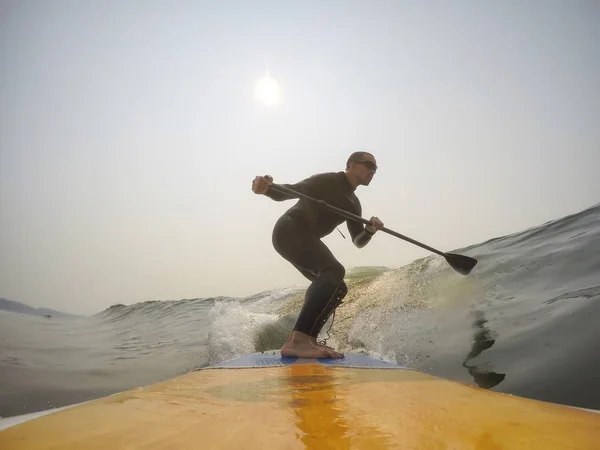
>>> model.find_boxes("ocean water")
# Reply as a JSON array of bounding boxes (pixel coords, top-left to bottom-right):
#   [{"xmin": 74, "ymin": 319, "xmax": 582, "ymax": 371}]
[{"xmin": 1, "ymin": 203, "xmax": 599, "ymax": 418}]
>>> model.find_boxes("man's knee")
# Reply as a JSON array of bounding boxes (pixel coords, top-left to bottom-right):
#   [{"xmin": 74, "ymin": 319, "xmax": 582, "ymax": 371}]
[
  {"xmin": 321, "ymin": 263, "xmax": 345, "ymax": 285},
  {"xmin": 336, "ymin": 281, "xmax": 348, "ymax": 302}
]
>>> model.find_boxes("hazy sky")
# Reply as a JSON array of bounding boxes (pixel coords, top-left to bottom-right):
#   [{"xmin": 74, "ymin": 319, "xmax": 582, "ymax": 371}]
[{"xmin": 1, "ymin": 1, "xmax": 599, "ymax": 315}]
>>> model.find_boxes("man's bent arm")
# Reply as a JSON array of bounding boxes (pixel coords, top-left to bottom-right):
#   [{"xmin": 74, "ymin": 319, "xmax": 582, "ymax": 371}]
[
  {"xmin": 347, "ymin": 203, "xmax": 374, "ymax": 248},
  {"xmin": 351, "ymin": 226, "xmax": 374, "ymax": 248},
  {"xmin": 264, "ymin": 173, "xmax": 329, "ymax": 202}
]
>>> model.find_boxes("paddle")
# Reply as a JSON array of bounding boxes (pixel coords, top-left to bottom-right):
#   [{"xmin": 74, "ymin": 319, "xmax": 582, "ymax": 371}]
[{"xmin": 268, "ymin": 183, "xmax": 478, "ymax": 275}]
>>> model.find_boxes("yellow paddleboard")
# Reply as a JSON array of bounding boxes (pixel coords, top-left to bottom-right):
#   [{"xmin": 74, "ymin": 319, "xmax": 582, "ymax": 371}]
[{"xmin": 1, "ymin": 352, "xmax": 598, "ymax": 449}]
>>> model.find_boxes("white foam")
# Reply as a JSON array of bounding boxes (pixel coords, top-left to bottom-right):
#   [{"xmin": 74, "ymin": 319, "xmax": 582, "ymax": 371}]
[{"xmin": 207, "ymin": 300, "xmax": 279, "ymax": 365}]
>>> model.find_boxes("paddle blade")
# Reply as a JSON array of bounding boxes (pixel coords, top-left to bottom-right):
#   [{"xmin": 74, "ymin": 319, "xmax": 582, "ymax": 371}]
[{"xmin": 444, "ymin": 253, "xmax": 478, "ymax": 275}]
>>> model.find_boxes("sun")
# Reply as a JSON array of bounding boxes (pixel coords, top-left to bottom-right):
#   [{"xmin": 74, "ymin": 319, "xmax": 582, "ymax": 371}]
[{"xmin": 254, "ymin": 72, "xmax": 280, "ymax": 106}]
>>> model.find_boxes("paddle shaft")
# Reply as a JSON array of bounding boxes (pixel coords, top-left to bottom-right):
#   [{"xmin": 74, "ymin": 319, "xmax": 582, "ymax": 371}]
[{"xmin": 269, "ymin": 183, "xmax": 447, "ymax": 257}]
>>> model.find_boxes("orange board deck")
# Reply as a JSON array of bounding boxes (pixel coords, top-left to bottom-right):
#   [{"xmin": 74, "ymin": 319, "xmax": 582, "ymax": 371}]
[{"xmin": 1, "ymin": 353, "xmax": 599, "ymax": 449}]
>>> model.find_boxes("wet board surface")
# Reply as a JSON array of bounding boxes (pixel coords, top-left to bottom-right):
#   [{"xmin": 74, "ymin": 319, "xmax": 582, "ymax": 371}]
[{"xmin": 1, "ymin": 352, "xmax": 599, "ymax": 449}]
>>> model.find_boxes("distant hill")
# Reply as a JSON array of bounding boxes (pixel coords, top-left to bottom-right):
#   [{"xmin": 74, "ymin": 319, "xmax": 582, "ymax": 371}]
[{"xmin": 0, "ymin": 298, "xmax": 77, "ymax": 318}]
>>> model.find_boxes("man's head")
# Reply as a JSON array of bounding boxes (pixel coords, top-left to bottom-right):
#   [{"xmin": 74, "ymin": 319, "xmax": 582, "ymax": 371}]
[{"xmin": 345, "ymin": 151, "xmax": 377, "ymax": 187}]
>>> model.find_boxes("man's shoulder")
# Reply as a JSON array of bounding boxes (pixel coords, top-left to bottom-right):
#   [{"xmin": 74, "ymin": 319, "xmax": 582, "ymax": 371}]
[
  {"xmin": 307, "ymin": 171, "xmax": 340, "ymax": 179},
  {"xmin": 298, "ymin": 171, "xmax": 340, "ymax": 185}
]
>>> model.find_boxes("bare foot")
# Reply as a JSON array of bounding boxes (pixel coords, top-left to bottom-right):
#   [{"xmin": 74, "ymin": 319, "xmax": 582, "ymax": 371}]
[
  {"xmin": 281, "ymin": 341, "xmax": 343, "ymax": 359},
  {"xmin": 311, "ymin": 337, "xmax": 335, "ymax": 351},
  {"xmin": 281, "ymin": 332, "xmax": 344, "ymax": 359}
]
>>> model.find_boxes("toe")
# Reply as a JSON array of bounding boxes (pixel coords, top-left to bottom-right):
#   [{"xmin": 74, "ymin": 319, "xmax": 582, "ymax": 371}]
[{"xmin": 327, "ymin": 349, "xmax": 343, "ymax": 359}]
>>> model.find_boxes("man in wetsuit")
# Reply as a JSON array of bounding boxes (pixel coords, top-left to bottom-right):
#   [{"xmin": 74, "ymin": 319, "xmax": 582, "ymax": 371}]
[{"xmin": 251, "ymin": 151, "xmax": 383, "ymax": 359}]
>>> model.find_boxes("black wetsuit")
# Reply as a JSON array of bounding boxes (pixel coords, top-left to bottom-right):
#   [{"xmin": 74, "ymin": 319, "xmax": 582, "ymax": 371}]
[{"xmin": 265, "ymin": 171, "xmax": 374, "ymax": 339}]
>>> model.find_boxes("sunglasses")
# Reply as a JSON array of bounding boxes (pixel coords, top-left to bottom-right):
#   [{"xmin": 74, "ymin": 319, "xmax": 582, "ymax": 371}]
[{"xmin": 354, "ymin": 160, "xmax": 378, "ymax": 171}]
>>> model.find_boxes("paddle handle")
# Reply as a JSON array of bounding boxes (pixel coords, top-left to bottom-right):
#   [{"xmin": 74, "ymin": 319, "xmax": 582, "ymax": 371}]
[{"xmin": 268, "ymin": 183, "xmax": 447, "ymax": 257}]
